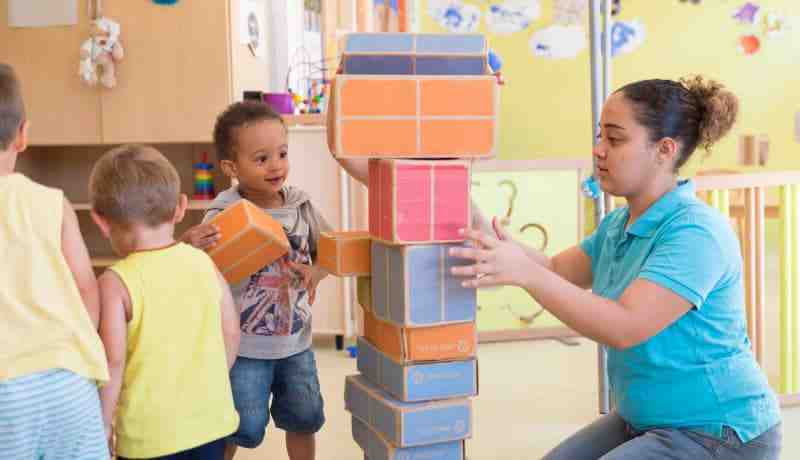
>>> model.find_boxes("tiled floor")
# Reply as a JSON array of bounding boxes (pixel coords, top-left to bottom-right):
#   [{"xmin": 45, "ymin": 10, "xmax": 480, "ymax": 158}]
[{"xmin": 234, "ymin": 336, "xmax": 799, "ymax": 459}]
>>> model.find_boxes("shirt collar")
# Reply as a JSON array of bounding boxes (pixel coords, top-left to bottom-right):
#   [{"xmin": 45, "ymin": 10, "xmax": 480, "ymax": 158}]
[{"xmin": 625, "ymin": 179, "xmax": 695, "ymax": 238}]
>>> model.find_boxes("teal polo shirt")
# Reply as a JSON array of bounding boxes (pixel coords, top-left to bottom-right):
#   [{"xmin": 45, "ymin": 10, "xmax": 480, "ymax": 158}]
[{"xmin": 580, "ymin": 179, "xmax": 780, "ymax": 442}]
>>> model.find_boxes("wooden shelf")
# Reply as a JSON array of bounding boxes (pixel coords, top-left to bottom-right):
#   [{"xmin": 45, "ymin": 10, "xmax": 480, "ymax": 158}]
[
  {"xmin": 283, "ymin": 114, "xmax": 326, "ymax": 126},
  {"xmin": 72, "ymin": 201, "xmax": 212, "ymax": 212}
]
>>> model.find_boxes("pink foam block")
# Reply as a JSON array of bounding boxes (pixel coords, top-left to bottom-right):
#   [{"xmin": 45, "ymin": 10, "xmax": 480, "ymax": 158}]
[{"xmin": 368, "ymin": 159, "xmax": 470, "ymax": 244}]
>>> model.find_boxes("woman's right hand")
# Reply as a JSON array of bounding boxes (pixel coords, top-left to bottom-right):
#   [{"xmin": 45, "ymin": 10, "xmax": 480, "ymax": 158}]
[{"xmin": 180, "ymin": 223, "xmax": 220, "ymax": 250}]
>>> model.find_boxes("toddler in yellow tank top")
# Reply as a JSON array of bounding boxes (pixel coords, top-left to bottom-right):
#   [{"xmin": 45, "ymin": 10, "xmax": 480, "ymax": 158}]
[
  {"xmin": 0, "ymin": 63, "xmax": 110, "ymax": 460},
  {"xmin": 90, "ymin": 144, "xmax": 241, "ymax": 459}
]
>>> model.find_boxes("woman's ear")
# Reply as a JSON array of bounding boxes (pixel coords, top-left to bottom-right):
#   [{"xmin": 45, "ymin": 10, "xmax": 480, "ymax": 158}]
[{"xmin": 657, "ymin": 137, "xmax": 679, "ymax": 165}]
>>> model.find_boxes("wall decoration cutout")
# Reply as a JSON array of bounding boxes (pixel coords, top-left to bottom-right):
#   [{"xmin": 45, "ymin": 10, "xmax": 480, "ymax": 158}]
[
  {"xmin": 428, "ymin": 0, "xmax": 481, "ymax": 32},
  {"xmin": 611, "ymin": 20, "xmax": 646, "ymax": 57},
  {"xmin": 485, "ymin": 0, "xmax": 541, "ymax": 35},
  {"xmin": 529, "ymin": 24, "xmax": 586, "ymax": 59},
  {"xmin": 763, "ymin": 11, "xmax": 790, "ymax": 38},
  {"xmin": 738, "ymin": 34, "xmax": 761, "ymax": 55},
  {"xmin": 552, "ymin": 0, "xmax": 587, "ymax": 26},
  {"xmin": 732, "ymin": 2, "xmax": 761, "ymax": 25}
]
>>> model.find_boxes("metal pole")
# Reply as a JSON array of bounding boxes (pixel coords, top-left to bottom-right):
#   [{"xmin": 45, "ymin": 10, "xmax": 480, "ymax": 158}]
[{"xmin": 589, "ymin": 0, "xmax": 612, "ymax": 415}]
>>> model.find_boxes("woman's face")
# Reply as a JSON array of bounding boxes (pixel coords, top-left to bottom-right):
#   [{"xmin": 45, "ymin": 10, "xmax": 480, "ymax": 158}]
[{"xmin": 592, "ymin": 92, "xmax": 665, "ymax": 197}]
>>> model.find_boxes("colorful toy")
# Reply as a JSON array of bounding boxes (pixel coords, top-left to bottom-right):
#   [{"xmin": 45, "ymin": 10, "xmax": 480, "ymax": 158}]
[
  {"xmin": 344, "ymin": 374, "xmax": 473, "ymax": 447},
  {"xmin": 205, "ymin": 200, "xmax": 290, "ymax": 284},
  {"xmin": 362, "ymin": 308, "xmax": 477, "ymax": 363},
  {"xmin": 369, "ymin": 160, "xmax": 471, "ymax": 244},
  {"xmin": 192, "ymin": 152, "xmax": 215, "ymax": 200},
  {"xmin": 341, "ymin": 33, "xmax": 489, "ymax": 75},
  {"xmin": 356, "ymin": 337, "xmax": 478, "ymax": 402},
  {"xmin": 371, "ymin": 241, "xmax": 477, "ymax": 327},
  {"xmin": 318, "ymin": 231, "xmax": 371, "ymax": 276},
  {"xmin": 330, "ymin": 75, "xmax": 497, "ymax": 158},
  {"xmin": 352, "ymin": 416, "xmax": 464, "ymax": 460}
]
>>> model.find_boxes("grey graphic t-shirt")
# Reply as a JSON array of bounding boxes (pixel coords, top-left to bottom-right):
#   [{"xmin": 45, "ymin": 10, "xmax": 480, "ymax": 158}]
[{"xmin": 205, "ymin": 185, "xmax": 330, "ymax": 360}]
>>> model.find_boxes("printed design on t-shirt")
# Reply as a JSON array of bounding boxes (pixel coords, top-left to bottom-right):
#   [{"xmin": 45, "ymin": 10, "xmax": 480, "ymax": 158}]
[{"xmin": 239, "ymin": 231, "xmax": 313, "ymax": 336}]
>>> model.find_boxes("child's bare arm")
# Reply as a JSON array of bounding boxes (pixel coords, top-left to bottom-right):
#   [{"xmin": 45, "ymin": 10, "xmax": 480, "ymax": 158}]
[
  {"xmin": 335, "ymin": 158, "xmax": 368, "ymax": 186},
  {"xmin": 97, "ymin": 270, "xmax": 129, "ymax": 438},
  {"xmin": 216, "ymin": 269, "xmax": 240, "ymax": 369},
  {"xmin": 61, "ymin": 198, "xmax": 101, "ymax": 328}
]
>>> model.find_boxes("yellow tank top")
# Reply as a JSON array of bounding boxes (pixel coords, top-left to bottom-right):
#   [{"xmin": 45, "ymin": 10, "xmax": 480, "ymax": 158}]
[
  {"xmin": 110, "ymin": 243, "xmax": 239, "ymax": 458},
  {"xmin": 0, "ymin": 174, "xmax": 108, "ymax": 383}
]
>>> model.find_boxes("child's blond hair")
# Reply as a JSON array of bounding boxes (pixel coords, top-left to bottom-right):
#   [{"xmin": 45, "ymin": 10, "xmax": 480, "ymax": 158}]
[
  {"xmin": 89, "ymin": 144, "xmax": 180, "ymax": 227},
  {"xmin": 0, "ymin": 63, "xmax": 25, "ymax": 151}
]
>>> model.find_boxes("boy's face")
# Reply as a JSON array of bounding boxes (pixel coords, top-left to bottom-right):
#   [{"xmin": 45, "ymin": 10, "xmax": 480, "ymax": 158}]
[{"xmin": 223, "ymin": 119, "xmax": 289, "ymax": 198}]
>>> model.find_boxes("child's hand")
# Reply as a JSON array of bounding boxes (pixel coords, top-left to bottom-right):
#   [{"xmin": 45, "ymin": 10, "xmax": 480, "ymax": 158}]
[
  {"xmin": 180, "ymin": 223, "xmax": 220, "ymax": 250},
  {"xmin": 287, "ymin": 261, "xmax": 328, "ymax": 305}
]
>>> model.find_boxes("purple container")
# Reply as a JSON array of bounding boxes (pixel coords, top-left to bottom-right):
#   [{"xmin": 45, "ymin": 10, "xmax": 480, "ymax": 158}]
[{"xmin": 262, "ymin": 92, "xmax": 294, "ymax": 114}]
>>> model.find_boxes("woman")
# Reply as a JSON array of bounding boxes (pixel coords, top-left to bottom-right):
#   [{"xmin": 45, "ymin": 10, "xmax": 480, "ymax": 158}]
[{"xmin": 450, "ymin": 76, "xmax": 782, "ymax": 459}]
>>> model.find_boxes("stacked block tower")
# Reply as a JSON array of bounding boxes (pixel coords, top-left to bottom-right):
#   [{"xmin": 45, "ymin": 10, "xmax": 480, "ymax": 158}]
[{"xmin": 321, "ymin": 32, "xmax": 499, "ymax": 460}]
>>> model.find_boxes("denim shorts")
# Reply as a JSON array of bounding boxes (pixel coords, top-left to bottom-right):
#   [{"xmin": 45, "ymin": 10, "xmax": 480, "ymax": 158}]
[{"xmin": 228, "ymin": 349, "xmax": 325, "ymax": 448}]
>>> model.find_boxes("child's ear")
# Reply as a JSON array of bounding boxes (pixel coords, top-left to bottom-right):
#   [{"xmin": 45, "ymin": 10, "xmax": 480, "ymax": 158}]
[
  {"xmin": 219, "ymin": 159, "xmax": 237, "ymax": 179},
  {"xmin": 13, "ymin": 120, "xmax": 29, "ymax": 154},
  {"xmin": 173, "ymin": 194, "xmax": 188, "ymax": 224},
  {"xmin": 90, "ymin": 210, "xmax": 112, "ymax": 239}
]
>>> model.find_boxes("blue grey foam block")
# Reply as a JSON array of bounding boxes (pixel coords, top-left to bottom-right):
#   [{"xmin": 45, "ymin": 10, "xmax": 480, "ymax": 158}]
[
  {"xmin": 344, "ymin": 33, "xmax": 486, "ymax": 55},
  {"xmin": 352, "ymin": 416, "xmax": 465, "ymax": 460},
  {"xmin": 343, "ymin": 55, "xmax": 415, "ymax": 74},
  {"xmin": 357, "ymin": 337, "xmax": 478, "ymax": 402},
  {"xmin": 371, "ymin": 242, "xmax": 477, "ymax": 327},
  {"xmin": 344, "ymin": 374, "xmax": 473, "ymax": 447},
  {"xmin": 342, "ymin": 33, "xmax": 489, "ymax": 75}
]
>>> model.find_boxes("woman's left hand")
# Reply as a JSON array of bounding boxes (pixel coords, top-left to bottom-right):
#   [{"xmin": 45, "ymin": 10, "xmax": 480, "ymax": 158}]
[{"xmin": 449, "ymin": 228, "xmax": 535, "ymax": 289}]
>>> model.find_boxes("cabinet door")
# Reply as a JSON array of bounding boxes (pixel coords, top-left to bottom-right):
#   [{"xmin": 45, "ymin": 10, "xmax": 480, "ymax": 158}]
[
  {"xmin": 100, "ymin": 0, "xmax": 233, "ymax": 143},
  {"xmin": 0, "ymin": 0, "xmax": 102, "ymax": 145}
]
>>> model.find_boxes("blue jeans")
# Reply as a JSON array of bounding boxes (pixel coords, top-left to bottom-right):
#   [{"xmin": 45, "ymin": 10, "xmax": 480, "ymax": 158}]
[
  {"xmin": 543, "ymin": 412, "xmax": 781, "ymax": 460},
  {"xmin": 228, "ymin": 349, "xmax": 325, "ymax": 448}
]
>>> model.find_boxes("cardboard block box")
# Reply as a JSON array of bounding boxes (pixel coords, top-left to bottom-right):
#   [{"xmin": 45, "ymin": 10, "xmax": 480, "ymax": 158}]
[
  {"xmin": 371, "ymin": 241, "xmax": 477, "ymax": 326},
  {"xmin": 206, "ymin": 199, "xmax": 289, "ymax": 284},
  {"xmin": 342, "ymin": 32, "xmax": 488, "ymax": 76},
  {"xmin": 357, "ymin": 337, "xmax": 478, "ymax": 402},
  {"xmin": 369, "ymin": 160, "xmax": 470, "ymax": 244},
  {"xmin": 352, "ymin": 416, "xmax": 465, "ymax": 460},
  {"xmin": 318, "ymin": 231, "xmax": 371, "ymax": 276},
  {"xmin": 363, "ymin": 309, "xmax": 477, "ymax": 363},
  {"xmin": 344, "ymin": 374, "xmax": 472, "ymax": 448},
  {"xmin": 329, "ymin": 75, "xmax": 497, "ymax": 158}
]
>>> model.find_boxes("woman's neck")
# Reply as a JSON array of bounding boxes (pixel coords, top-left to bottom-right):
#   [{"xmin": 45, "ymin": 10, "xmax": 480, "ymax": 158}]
[{"xmin": 626, "ymin": 174, "xmax": 678, "ymax": 225}]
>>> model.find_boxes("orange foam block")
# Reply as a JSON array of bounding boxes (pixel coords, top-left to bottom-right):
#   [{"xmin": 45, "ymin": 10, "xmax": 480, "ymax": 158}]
[
  {"xmin": 328, "ymin": 75, "xmax": 498, "ymax": 159},
  {"xmin": 363, "ymin": 308, "xmax": 477, "ymax": 364},
  {"xmin": 318, "ymin": 231, "xmax": 371, "ymax": 276},
  {"xmin": 206, "ymin": 199, "xmax": 290, "ymax": 284}
]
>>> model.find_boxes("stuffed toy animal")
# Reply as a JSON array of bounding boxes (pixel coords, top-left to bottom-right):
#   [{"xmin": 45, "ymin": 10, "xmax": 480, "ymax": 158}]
[{"xmin": 79, "ymin": 17, "xmax": 124, "ymax": 89}]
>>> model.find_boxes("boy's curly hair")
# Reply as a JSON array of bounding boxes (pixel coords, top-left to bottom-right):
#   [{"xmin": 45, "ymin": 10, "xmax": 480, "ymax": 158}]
[{"xmin": 213, "ymin": 101, "xmax": 286, "ymax": 162}]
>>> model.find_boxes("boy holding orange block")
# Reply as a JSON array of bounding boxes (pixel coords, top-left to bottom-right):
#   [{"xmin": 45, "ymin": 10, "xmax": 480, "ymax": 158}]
[{"xmin": 182, "ymin": 101, "xmax": 331, "ymax": 460}]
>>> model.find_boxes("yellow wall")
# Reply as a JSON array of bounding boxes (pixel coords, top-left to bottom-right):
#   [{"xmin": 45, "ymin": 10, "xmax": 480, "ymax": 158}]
[{"xmin": 420, "ymin": 1, "xmax": 800, "ymax": 174}]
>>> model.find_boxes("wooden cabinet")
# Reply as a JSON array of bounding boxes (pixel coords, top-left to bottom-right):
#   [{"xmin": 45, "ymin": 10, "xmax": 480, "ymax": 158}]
[
  {"xmin": 0, "ymin": 0, "xmax": 102, "ymax": 145},
  {"xmin": 0, "ymin": 0, "xmax": 267, "ymax": 145}
]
